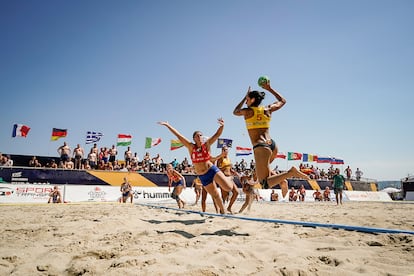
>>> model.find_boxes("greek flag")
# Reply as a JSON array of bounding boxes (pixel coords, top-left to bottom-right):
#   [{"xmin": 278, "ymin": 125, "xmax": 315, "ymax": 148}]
[{"xmin": 86, "ymin": 131, "xmax": 103, "ymax": 144}]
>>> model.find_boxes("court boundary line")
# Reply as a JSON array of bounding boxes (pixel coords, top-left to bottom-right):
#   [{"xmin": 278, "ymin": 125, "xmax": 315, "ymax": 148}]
[{"xmin": 138, "ymin": 203, "xmax": 414, "ymax": 235}]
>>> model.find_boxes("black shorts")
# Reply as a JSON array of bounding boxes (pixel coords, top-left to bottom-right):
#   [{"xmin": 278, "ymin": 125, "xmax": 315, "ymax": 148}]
[{"xmin": 253, "ymin": 139, "xmax": 276, "ymax": 151}]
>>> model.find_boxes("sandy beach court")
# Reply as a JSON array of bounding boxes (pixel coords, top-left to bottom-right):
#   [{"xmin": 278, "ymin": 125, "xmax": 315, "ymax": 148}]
[{"xmin": 0, "ymin": 201, "xmax": 413, "ymax": 275}]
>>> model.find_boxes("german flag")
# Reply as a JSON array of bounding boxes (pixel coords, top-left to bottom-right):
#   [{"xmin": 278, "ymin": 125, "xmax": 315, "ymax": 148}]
[{"xmin": 51, "ymin": 128, "xmax": 67, "ymax": 141}]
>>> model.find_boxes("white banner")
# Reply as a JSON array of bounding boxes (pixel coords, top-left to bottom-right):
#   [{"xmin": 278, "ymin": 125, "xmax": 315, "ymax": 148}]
[{"xmin": 0, "ymin": 184, "xmax": 393, "ymax": 204}]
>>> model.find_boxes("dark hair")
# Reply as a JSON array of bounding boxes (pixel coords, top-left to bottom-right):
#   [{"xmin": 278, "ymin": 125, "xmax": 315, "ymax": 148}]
[
  {"xmin": 248, "ymin": 90, "xmax": 265, "ymax": 107},
  {"xmin": 193, "ymin": 131, "xmax": 202, "ymax": 138}
]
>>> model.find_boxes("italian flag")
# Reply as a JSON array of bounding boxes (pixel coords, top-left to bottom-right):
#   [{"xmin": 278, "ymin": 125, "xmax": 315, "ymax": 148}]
[
  {"xmin": 145, "ymin": 137, "xmax": 162, "ymax": 149},
  {"xmin": 117, "ymin": 134, "xmax": 132, "ymax": 146}
]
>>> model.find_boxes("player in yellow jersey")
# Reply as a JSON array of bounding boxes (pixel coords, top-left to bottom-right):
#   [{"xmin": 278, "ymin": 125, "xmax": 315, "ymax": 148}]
[{"xmin": 233, "ymin": 79, "xmax": 309, "ymax": 198}]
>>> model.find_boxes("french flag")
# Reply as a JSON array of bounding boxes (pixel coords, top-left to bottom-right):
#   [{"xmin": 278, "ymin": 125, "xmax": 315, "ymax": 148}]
[
  {"xmin": 236, "ymin": 146, "xmax": 252, "ymax": 156},
  {"xmin": 12, "ymin": 124, "xmax": 31, "ymax": 138}
]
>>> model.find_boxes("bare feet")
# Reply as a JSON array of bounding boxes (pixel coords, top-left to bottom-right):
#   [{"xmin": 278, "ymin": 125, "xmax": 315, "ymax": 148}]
[{"xmin": 289, "ymin": 166, "xmax": 311, "ymax": 180}]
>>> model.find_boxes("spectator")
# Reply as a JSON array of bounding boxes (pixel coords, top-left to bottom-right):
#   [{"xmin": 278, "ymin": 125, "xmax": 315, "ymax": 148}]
[
  {"xmin": 87, "ymin": 148, "xmax": 97, "ymax": 169},
  {"xmin": 270, "ymin": 190, "xmax": 279, "ymax": 201},
  {"xmin": 65, "ymin": 158, "xmax": 74, "ymax": 169},
  {"xmin": 289, "ymin": 187, "xmax": 298, "ymax": 202},
  {"xmin": 46, "ymin": 159, "xmax": 58, "ymax": 168},
  {"xmin": 48, "ymin": 186, "xmax": 62, "ymax": 203},
  {"xmin": 323, "ymin": 186, "xmax": 331, "ymax": 201},
  {"xmin": 124, "ymin": 146, "xmax": 132, "ymax": 167},
  {"xmin": 57, "ymin": 142, "xmax": 71, "ymax": 166},
  {"xmin": 108, "ymin": 145, "xmax": 118, "ymax": 164},
  {"xmin": 131, "ymin": 152, "xmax": 139, "ymax": 168},
  {"xmin": 344, "ymin": 165, "xmax": 352, "ymax": 180},
  {"xmin": 355, "ymin": 168, "xmax": 363, "ymax": 181},
  {"xmin": 29, "ymin": 156, "xmax": 37, "ymax": 167},
  {"xmin": 312, "ymin": 189, "xmax": 322, "ymax": 201},
  {"xmin": 297, "ymin": 184, "xmax": 306, "ymax": 201},
  {"xmin": 171, "ymin": 158, "xmax": 179, "ymax": 169},
  {"xmin": 73, "ymin": 144, "xmax": 84, "ymax": 169},
  {"xmin": 152, "ymin": 153, "xmax": 163, "ymax": 172}
]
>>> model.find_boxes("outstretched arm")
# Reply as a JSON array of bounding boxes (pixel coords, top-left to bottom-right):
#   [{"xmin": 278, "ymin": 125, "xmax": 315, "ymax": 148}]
[{"xmin": 158, "ymin": 121, "xmax": 192, "ymax": 149}]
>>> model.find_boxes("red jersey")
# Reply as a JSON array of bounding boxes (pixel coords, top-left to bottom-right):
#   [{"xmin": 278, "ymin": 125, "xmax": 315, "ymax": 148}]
[{"xmin": 191, "ymin": 143, "xmax": 211, "ymax": 163}]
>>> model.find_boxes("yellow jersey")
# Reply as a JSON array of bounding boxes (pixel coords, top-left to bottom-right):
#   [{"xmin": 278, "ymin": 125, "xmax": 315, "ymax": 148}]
[{"xmin": 245, "ymin": 106, "xmax": 271, "ymax": 130}]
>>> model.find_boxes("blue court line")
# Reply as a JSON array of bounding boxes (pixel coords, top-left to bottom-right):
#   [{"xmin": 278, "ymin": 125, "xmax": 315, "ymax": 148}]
[{"xmin": 138, "ymin": 203, "xmax": 414, "ymax": 235}]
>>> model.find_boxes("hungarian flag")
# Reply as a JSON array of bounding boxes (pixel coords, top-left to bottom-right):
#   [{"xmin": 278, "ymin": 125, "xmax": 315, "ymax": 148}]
[
  {"xmin": 235, "ymin": 146, "xmax": 252, "ymax": 156},
  {"xmin": 51, "ymin": 128, "xmax": 67, "ymax": 141},
  {"xmin": 12, "ymin": 124, "xmax": 31, "ymax": 138},
  {"xmin": 170, "ymin": 139, "xmax": 184, "ymax": 150},
  {"xmin": 287, "ymin": 152, "xmax": 302, "ymax": 160},
  {"xmin": 117, "ymin": 134, "xmax": 132, "ymax": 146},
  {"xmin": 145, "ymin": 137, "xmax": 162, "ymax": 149}
]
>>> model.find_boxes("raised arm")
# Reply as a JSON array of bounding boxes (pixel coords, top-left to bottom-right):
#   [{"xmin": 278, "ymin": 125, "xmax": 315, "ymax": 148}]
[
  {"xmin": 261, "ymin": 81, "xmax": 286, "ymax": 112},
  {"xmin": 206, "ymin": 118, "xmax": 224, "ymax": 146},
  {"xmin": 157, "ymin": 121, "xmax": 193, "ymax": 149},
  {"xmin": 233, "ymin": 86, "xmax": 251, "ymax": 116}
]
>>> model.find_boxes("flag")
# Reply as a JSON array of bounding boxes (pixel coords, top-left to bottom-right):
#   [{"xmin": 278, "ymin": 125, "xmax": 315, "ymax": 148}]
[
  {"xmin": 302, "ymin": 153, "xmax": 316, "ymax": 162},
  {"xmin": 117, "ymin": 134, "xmax": 132, "ymax": 146},
  {"xmin": 236, "ymin": 146, "xmax": 252, "ymax": 156},
  {"xmin": 317, "ymin": 156, "xmax": 332, "ymax": 163},
  {"xmin": 170, "ymin": 139, "xmax": 184, "ymax": 150},
  {"xmin": 12, "ymin": 124, "xmax": 31, "ymax": 138},
  {"xmin": 330, "ymin": 157, "xmax": 344, "ymax": 165},
  {"xmin": 145, "ymin": 137, "xmax": 162, "ymax": 149},
  {"xmin": 217, "ymin": 138, "xmax": 233, "ymax": 148},
  {"xmin": 276, "ymin": 152, "xmax": 286, "ymax": 159},
  {"xmin": 287, "ymin": 152, "xmax": 302, "ymax": 160},
  {"xmin": 86, "ymin": 131, "xmax": 103, "ymax": 144},
  {"xmin": 51, "ymin": 128, "xmax": 67, "ymax": 141}
]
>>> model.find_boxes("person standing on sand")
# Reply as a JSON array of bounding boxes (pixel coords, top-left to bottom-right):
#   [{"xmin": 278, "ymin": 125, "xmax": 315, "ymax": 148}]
[
  {"xmin": 233, "ymin": 79, "xmax": 309, "ymax": 197},
  {"xmin": 211, "ymin": 145, "xmax": 239, "ymax": 214},
  {"xmin": 158, "ymin": 119, "xmax": 233, "ymax": 214},
  {"xmin": 332, "ymin": 168, "xmax": 345, "ymax": 205},
  {"xmin": 191, "ymin": 177, "xmax": 202, "ymax": 206},
  {"xmin": 166, "ymin": 163, "xmax": 186, "ymax": 209}
]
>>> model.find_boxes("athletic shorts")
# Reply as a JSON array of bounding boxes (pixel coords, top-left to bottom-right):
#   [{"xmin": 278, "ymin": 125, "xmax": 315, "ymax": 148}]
[
  {"xmin": 172, "ymin": 180, "xmax": 183, "ymax": 187},
  {"xmin": 253, "ymin": 139, "xmax": 276, "ymax": 151},
  {"xmin": 198, "ymin": 165, "xmax": 220, "ymax": 187}
]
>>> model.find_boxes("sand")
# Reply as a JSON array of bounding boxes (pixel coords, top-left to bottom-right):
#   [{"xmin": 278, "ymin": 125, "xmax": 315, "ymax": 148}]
[{"xmin": 0, "ymin": 201, "xmax": 413, "ymax": 276}]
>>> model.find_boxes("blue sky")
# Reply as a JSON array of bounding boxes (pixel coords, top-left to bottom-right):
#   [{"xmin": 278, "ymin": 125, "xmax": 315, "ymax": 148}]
[{"xmin": 1, "ymin": 0, "xmax": 413, "ymax": 181}]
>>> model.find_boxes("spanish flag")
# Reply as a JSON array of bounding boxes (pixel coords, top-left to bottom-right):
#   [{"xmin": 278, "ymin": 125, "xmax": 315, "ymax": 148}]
[{"xmin": 51, "ymin": 128, "xmax": 67, "ymax": 141}]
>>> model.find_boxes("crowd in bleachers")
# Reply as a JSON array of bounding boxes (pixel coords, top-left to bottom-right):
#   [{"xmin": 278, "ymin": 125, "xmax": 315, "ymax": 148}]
[{"xmin": 1, "ymin": 143, "xmax": 363, "ymax": 183}]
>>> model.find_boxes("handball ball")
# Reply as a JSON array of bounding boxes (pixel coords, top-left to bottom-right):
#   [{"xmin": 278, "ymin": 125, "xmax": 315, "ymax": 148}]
[{"xmin": 258, "ymin": 75, "xmax": 269, "ymax": 88}]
